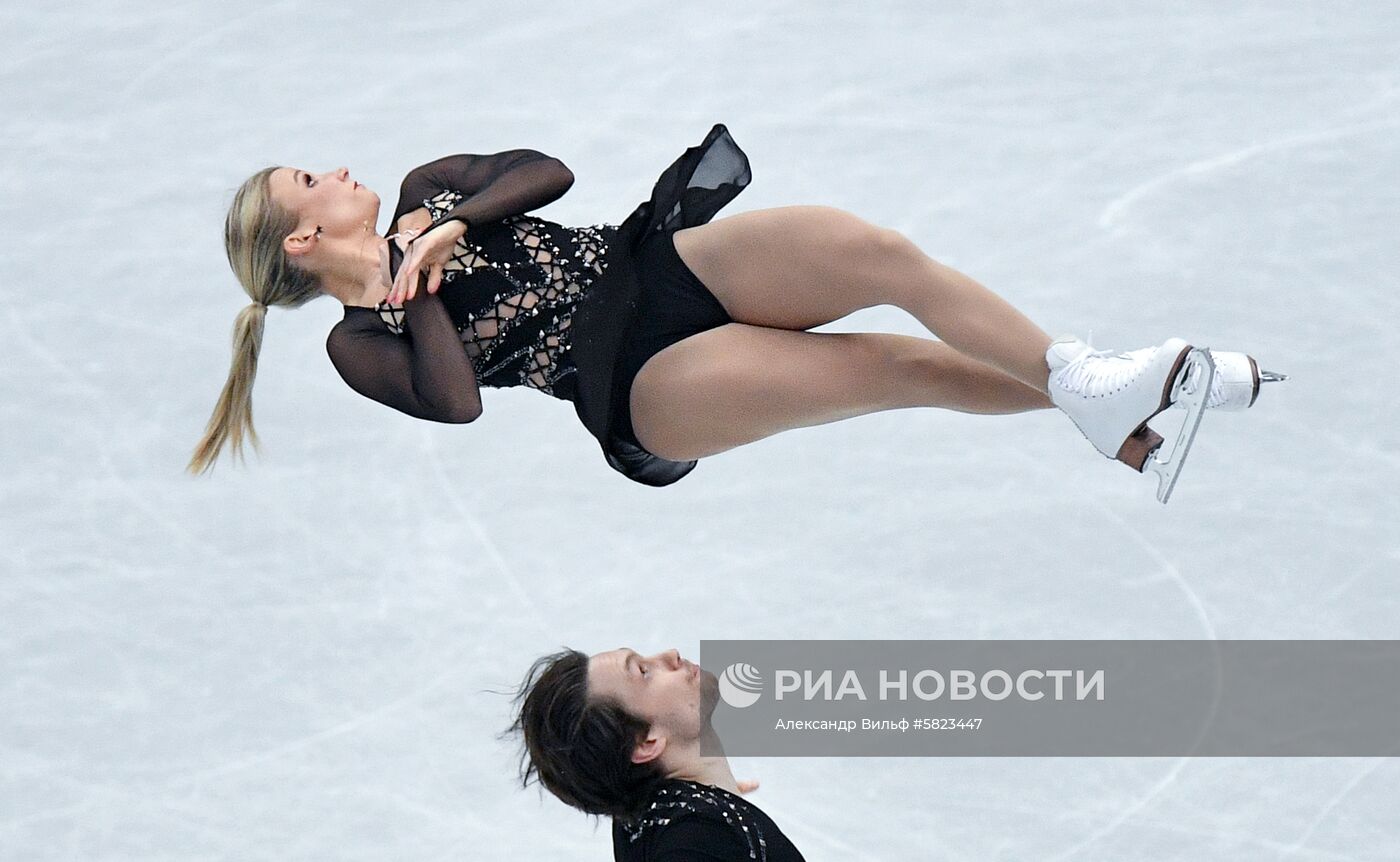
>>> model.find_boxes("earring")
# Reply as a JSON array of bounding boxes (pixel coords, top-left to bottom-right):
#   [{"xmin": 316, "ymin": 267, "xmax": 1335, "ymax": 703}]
[{"xmin": 315, "ymin": 226, "xmax": 323, "ymax": 235}]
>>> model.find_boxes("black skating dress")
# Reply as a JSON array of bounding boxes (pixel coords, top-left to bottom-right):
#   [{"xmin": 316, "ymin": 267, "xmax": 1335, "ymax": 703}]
[
  {"xmin": 326, "ymin": 123, "xmax": 751, "ymax": 486},
  {"xmin": 613, "ymin": 779, "xmax": 807, "ymax": 861}
]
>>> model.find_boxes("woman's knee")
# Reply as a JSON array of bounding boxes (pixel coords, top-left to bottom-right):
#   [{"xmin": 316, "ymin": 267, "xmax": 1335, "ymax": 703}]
[
  {"xmin": 851, "ymin": 333, "xmax": 947, "ymax": 404},
  {"xmin": 812, "ymin": 209, "xmax": 928, "ymax": 302},
  {"xmin": 816, "ymin": 206, "xmax": 913, "ymax": 254}
]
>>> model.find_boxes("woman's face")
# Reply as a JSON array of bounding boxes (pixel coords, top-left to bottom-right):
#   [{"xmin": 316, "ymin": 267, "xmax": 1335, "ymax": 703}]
[{"xmin": 268, "ymin": 166, "xmax": 381, "ymax": 255}]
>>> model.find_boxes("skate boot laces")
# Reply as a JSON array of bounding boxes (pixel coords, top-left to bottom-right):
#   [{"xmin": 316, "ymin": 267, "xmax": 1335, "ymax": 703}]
[{"xmin": 1054, "ymin": 346, "xmax": 1160, "ymax": 399}]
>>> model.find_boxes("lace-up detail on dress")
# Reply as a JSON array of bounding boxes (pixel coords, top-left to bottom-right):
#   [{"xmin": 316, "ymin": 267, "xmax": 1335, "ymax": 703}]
[
  {"xmin": 377, "ymin": 303, "xmax": 407, "ymax": 334},
  {"xmin": 388, "ymin": 189, "xmax": 616, "ymax": 396}
]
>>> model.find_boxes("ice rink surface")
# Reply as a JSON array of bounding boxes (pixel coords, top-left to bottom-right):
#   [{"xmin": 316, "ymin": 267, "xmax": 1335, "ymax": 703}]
[{"xmin": 3, "ymin": 0, "xmax": 1398, "ymax": 858}]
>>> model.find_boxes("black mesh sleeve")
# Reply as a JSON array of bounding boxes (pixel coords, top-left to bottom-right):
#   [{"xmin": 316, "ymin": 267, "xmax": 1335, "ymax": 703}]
[
  {"xmin": 325, "ymin": 291, "xmax": 482, "ymax": 424},
  {"xmin": 393, "ymin": 149, "xmax": 575, "ymax": 231},
  {"xmin": 325, "ymin": 149, "xmax": 578, "ymax": 422}
]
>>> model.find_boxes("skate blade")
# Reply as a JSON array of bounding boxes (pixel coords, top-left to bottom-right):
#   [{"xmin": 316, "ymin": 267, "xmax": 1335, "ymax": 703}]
[
  {"xmin": 1260, "ymin": 370, "xmax": 1288, "ymax": 383},
  {"xmin": 1145, "ymin": 348, "xmax": 1215, "ymax": 504}
]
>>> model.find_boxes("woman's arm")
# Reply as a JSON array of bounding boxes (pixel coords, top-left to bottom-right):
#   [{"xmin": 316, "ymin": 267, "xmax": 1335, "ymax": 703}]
[
  {"xmin": 399, "ymin": 149, "xmax": 575, "ymax": 232},
  {"xmin": 326, "ymin": 289, "xmax": 482, "ymax": 423}
]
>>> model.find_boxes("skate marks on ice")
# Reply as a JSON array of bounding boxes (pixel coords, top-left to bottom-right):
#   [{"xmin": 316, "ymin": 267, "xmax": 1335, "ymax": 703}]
[
  {"xmin": 1277, "ymin": 758, "xmax": 1399, "ymax": 859},
  {"xmin": 1096, "ymin": 117, "xmax": 1400, "ymax": 234},
  {"xmin": 421, "ymin": 429, "xmax": 557, "ymax": 641},
  {"xmin": 1042, "ymin": 500, "xmax": 1222, "ymax": 861},
  {"xmin": 101, "ymin": 7, "xmax": 279, "ymax": 142},
  {"xmin": 3, "ymin": 305, "xmax": 223, "ymax": 561}
]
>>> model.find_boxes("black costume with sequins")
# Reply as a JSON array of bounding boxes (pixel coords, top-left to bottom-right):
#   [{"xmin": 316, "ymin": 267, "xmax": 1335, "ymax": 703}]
[
  {"xmin": 613, "ymin": 779, "xmax": 806, "ymax": 862},
  {"xmin": 326, "ymin": 124, "xmax": 751, "ymax": 486}
]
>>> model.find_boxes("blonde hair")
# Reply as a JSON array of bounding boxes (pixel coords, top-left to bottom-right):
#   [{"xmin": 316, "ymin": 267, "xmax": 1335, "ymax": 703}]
[{"xmin": 188, "ymin": 167, "xmax": 322, "ymax": 474}]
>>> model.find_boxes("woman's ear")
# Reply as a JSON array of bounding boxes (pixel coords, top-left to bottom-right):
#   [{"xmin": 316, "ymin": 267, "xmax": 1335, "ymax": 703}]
[
  {"xmin": 283, "ymin": 226, "xmax": 319, "ymax": 259},
  {"xmin": 630, "ymin": 730, "xmax": 667, "ymax": 765}
]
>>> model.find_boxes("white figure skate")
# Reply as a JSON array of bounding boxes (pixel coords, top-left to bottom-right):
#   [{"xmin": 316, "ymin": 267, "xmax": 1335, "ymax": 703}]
[
  {"xmin": 1047, "ymin": 336, "xmax": 1217, "ymax": 502},
  {"xmin": 1047, "ymin": 336, "xmax": 1194, "ymax": 466},
  {"xmin": 1173, "ymin": 350, "xmax": 1288, "ymax": 411}
]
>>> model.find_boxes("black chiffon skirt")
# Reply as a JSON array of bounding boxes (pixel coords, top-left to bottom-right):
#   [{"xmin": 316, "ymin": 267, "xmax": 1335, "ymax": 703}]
[{"xmin": 567, "ymin": 123, "xmax": 752, "ymax": 487}]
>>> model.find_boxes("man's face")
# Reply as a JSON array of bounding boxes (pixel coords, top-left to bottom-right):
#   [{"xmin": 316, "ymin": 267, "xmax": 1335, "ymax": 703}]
[{"xmin": 588, "ymin": 647, "xmax": 717, "ymax": 760}]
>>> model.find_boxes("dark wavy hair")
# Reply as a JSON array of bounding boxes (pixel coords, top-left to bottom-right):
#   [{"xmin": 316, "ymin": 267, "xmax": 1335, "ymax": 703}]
[{"xmin": 507, "ymin": 648, "xmax": 667, "ymax": 820}]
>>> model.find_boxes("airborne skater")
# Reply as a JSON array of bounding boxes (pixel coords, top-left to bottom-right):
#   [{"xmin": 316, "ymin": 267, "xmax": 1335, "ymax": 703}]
[{"xmin": 191, "ymin": 123, "xmax": 1283, "ymax": 501}]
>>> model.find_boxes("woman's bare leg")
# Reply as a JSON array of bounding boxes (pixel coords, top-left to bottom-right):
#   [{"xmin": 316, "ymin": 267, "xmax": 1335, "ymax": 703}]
[
  {"xmin": 673, "ymin": 205, "xmax": 1056, "ymax": 392},
  {"xmin": 630, "ymin": 324, "xmax": 1051, "ymax": 461}
]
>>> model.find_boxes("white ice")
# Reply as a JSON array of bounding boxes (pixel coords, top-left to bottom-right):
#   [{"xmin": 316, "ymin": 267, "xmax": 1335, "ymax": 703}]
[{"xmin": 2, "ymin": 1, "xmax": 1398, "ymax": 859}]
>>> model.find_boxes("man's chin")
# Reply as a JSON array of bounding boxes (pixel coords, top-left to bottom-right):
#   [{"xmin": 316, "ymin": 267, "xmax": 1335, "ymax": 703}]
[{"xmin": 699, "ymin": 669, "xmax": 720, "ymax": 719}]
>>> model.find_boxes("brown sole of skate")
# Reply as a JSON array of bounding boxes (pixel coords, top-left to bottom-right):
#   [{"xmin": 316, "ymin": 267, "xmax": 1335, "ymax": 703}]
[{"xmin": 1114, "ymin": 344, "xmax": 1194, "ymax": 472}]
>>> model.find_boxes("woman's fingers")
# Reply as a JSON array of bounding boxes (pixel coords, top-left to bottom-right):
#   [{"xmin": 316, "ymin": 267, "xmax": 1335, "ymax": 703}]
[
  {"xmin": 396, "ymin": 248, "xmax": 421, "ymax": 303},
  {"xmin": 737, "ymin": 779, "xmax": 760, "ymax": 795},
  {"xmin": 389, "ymin": 253, "xmax": 410, "ymax": 304},
  {"xmin": 387, "ymin": 229, "xmax": 455, "ymax": 303}
]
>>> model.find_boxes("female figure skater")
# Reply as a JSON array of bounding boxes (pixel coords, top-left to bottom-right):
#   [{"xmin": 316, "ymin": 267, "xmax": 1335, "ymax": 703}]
[{"xmin": 190, "ymin": 124, "xmax": 1276, "ymax": 491}]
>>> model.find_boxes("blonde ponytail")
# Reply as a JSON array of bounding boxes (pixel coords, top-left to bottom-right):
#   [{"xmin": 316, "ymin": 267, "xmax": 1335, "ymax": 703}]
[
  {"xmin": 188, "ymin": 167, "xmax": 320, "ymax": 475},
  {"xmin": 188, "ymin": 302, "xmax": 266, "ymax": 473}
]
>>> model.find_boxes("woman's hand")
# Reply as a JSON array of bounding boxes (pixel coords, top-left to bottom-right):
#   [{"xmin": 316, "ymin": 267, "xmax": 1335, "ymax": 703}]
[{"xmin": 388, "ymin": 219, "xmax": 468, "ymax": 304}]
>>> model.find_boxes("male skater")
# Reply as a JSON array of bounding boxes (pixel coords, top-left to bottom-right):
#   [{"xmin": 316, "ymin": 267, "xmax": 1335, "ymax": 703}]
[{"xmin": 511, "ymin": 647, "xmax": 805, "ymax": 860}]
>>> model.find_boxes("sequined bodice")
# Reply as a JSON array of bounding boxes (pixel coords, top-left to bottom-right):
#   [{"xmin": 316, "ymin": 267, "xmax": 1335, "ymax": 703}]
[
  {"xmin": 376, "ymin": 189, "xmax": 617, "ymax": 398},
  {"xmin": 325, "ymin": 126, "xmax": 750, "ymax": 486}
]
